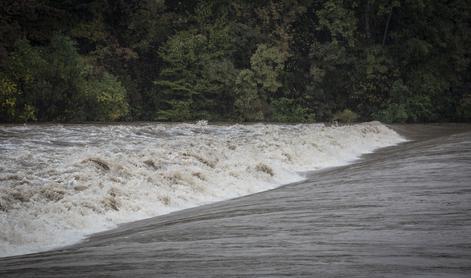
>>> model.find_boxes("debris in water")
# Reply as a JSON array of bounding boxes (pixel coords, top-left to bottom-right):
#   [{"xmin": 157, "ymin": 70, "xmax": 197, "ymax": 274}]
[
  {"xmin": 255, "ymin": 163, "xmax": 274, "ymax": 176},
  {"xmin": 83, "ymin": 158, "xmax": 111, "ymax": 171}
]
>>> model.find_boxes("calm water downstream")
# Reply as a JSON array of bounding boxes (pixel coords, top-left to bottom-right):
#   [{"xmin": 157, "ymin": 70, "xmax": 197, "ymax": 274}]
[{"xmin": 1, "ymin": 124, "xmax": 470, "ymax": 277}]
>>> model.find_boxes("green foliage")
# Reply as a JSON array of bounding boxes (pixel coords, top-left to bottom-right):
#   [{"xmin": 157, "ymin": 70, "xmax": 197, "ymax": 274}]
[
  {"xmin": 250, "ymin": 44, "xmax": 287, "ymax": 93},
  {"xmin": 2, "ymin": 39, "xmax": 48, "ymax": 122},
  {"xmin": 372, "ymin": 80, "xmax": 434, "ymax": 123},
  {"xmin": 373, "ymin": 104, "xmax": 408, "ymax": 123},
  {"xmin": 0, "ymin": 74, "xmax": 19, "ymax": 121},
  {"xmin": 271, "ymin": 98, "xmax": 315, "ymax": 123},
  {"xmin": 1, "ymin": 0, "xmax": 470, "ymax": 123},
  {"xmin": 82, "ymin": 72, "xmax": 129, "ymax": 121},
  {"xmin": 234, "ymin": 70, "xmax": 264, "ymax": 121},
  {"xmin": 154, "ymin": 26, "xmax": 237, "ymax": 121},
  {"xmin": 234, "ymin": 44, "xmax": 288, "ymax": 121},
  {"xmin": 303, "ymin": 39, "xmax": 352, "ymax": 121},
  {"xmin": 154, "ymin": 100, "xmax": 192, "ymax": 122},
  {"xmin": 333, "ymin": 109, "xmax": 359, "ymax": 123},
  {"xmin": 1, "ymin": 35, "xmax": 127, "ymax": 122},
  {"xmin": 372, "ymin": 97, "xmax": 434, "ymax": 124},
  {"xmin": 317, "ymin": 0, "xmax": 358, "ymax": 47},
  {"xmin": 19, "ymin": 104, "xmax": 37, "ymax": 122}
]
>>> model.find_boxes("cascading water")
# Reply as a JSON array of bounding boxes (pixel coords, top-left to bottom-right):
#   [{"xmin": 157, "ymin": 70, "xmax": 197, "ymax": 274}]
[{"xmin": 0, "ymin": 121, "xmax": 405, "ymax": 257}]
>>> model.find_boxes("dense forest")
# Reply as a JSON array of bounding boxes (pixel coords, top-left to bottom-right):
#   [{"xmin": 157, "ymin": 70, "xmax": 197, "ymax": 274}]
[{"xmin": 0, "ymin": 0, "xmax": 470, "ymax": 123}]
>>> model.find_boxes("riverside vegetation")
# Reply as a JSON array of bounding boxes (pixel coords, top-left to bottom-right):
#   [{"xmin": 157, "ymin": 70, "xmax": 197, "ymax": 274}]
[{"xmin": 0, "ymin": 0, "xmax": 470, "ymax": 123}]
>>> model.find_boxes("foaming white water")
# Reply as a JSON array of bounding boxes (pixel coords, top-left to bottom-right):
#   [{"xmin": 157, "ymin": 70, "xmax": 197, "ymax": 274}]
[{"xmin": 0, "ymin": 122, "xmax": 405, "ymax": 257}]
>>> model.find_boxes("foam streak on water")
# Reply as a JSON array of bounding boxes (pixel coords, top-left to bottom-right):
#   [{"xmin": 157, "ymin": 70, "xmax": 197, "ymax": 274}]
[{"xmin": 0, "ymin": 122, "xmax": 405, "ymax": 257}]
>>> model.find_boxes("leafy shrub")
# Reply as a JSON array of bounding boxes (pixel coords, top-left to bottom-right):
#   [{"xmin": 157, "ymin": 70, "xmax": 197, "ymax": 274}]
[
  {"xmin": 1, "ymin": 35, "xmax": 128, "ymax": 122},
  {"xmin": 373, "ymin": 104, "xmax": 408, "ymax": 123},
  {"xmin": 271, "ymin": 97, "xmax": 315, "ymax": 123},
  {"xmin": 373, "ymin": 95, "xmax": 434, "ymax": 123},
  {"xmin": 82, "ymin": 72, "xmax": 129, "ymax": 121},
  {"xmin": 154, "ymin": 100, "xmax": 192, "ymax": 121},
  {"xmin": 234, "ymin": 69, "xmax": 264, "ymax": 121},
  {"xmin": 250, "ymin": 44, "xmax": 287, "ymax": 93},
  {"xmin": 0, "ymin": 75, "xmax": 19, "ymax": 121}
]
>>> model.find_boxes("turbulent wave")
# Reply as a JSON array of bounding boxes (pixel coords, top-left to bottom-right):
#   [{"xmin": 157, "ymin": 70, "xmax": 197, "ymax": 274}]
[{"xmin": 0, "ymin": 122, "xmax": 405, "ymax": 257}]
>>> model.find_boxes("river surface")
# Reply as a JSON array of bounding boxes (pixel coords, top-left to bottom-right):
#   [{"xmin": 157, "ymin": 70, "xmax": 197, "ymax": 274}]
[
  {"xmin": 1, "ymin": 123, "xmax": 470, "ymax": 277},
  {"xmin": 0, "ymin": 122, "xmax": 402, "ymax": 257}
]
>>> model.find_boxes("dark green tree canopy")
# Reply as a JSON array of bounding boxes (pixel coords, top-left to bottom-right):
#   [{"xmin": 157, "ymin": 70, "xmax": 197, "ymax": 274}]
[{"xmin": 1, "ymin": 0, "xmax": 470, "ymax": 123}]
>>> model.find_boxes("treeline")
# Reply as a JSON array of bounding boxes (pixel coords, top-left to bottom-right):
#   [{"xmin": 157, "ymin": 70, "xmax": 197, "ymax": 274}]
[{"xmin": 1, "ymin": 0, "xmax": 470, "ymax": 123}]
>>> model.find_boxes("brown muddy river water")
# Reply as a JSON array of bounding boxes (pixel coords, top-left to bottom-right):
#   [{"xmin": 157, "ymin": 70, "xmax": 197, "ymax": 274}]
[{"xmin": 0, "ymin": 123, "xmax": 470, "ymax": 277}]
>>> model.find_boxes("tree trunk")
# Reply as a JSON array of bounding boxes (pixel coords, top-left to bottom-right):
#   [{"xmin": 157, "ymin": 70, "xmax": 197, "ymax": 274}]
[
  {"xmin": 382, "ymin": 10, "xmax": 393, "ymax": 46},
  {"xmin": 365, "ymin": 1, "xmax": 371, "ymax": 41}
]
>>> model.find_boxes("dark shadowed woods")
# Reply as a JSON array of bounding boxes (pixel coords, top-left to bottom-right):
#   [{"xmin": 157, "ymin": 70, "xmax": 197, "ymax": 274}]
[{"xmin": 1, "ymin": 0, "xmax": 470, "ymax": 123}]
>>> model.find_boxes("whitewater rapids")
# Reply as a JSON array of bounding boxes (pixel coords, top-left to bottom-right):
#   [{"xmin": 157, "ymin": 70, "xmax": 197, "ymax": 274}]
[{"xmin": 0, "ymin": 122, "xmax": 405, "ymax": 257}]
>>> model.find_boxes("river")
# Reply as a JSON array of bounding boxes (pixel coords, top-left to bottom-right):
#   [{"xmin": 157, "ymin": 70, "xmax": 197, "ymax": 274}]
[{"xmin": 0, "ymin": 123, "xmax": 470, "ymax": 277}]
